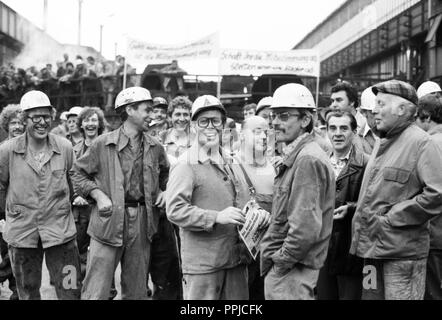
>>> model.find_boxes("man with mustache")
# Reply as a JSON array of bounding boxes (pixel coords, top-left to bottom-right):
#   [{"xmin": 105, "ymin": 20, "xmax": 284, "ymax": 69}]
[
  {"xmin": 260, "ymin": 83, "xmax": 335, "ymax": 300},
  {"xmin": 166, "ymin": 95, "xmax": 256, "ymax": 300},
  {"xmin": 316, "ymin": 111, "xmax": 368, "ymax": 300},
  {"xmin": 0, "ymin": 104, "xmax": 25, "ymax": 300},
  {"xmin": 71, "ymin": 87, "xmax": 169, "ymax": 300},
  {"xmin": 0, "ymin": 91, "xmax": 81, "ymax": 300},
  {"xmin": 350, "ymin": 80, "xmax": 442, "ymax": 300}
]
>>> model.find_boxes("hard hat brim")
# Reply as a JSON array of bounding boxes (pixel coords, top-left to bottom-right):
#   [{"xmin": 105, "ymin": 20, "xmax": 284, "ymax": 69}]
[
  {"xmin": 191, "ymin": 105, "xmax": 226, "ymax": 121},
  {"xmin": 115, "ymin": 98, "xmax": 153, "ymax": 110}
]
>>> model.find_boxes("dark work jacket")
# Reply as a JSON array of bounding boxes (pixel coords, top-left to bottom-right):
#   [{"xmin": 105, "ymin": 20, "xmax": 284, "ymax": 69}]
[{"xmin": 325, "ymin": 147, "xmax": 368, "ymax": 275}]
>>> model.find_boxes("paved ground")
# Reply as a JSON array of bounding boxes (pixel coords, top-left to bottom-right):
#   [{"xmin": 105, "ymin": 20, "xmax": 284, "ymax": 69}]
[{"xmin": 0, "ymin": 256, "xmax": 126, "ymax": 300}]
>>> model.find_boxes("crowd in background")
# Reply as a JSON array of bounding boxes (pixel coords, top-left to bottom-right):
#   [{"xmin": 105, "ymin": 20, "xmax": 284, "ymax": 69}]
[{"xmin": 0, "ymin": 54, "xmax": 135, "ymax": 111}]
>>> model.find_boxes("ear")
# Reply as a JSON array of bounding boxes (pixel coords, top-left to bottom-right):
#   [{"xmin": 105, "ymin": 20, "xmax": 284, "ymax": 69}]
[
  {"xmin": 301, "ymin": 115, "xmax": 312, "ymax": 129},
  {"xmin": 396, "ymin": 103, "xmax": 408, "ymax": 116}
]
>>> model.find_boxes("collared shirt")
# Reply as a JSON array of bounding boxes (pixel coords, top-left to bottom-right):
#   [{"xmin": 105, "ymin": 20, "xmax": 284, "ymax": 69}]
[
  {"xmin": 0, "ymin": 133, "xmax": 76, "ymax": 249},
  {"xmin": 118, "ymin": 127, "xmax": 144, "ymax": 202},
  {"xmin": 329, "ymin": 147, "xmax": 352, "ymax": 178},
  {"xmin": 282, "ymin": 132, "xmax": 309, "ymax": 161}
]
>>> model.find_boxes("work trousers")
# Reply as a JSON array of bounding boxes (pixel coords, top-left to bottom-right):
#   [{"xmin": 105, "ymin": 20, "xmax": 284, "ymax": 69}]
[
  {"xmin": 73, "ymin": 205, "xmax": 92, "ymax": 280},
  {"xmin": 264, "ymin": 264, "xmax": 319, "ymax": 300},
  {"xmin": 9, "ymin": 239, "xmax": 81, "ymax": 300},
  {"xmin": 81, "ymin": 206, "xmax": 151, "ymax": 300},
  {"xmin": 0, "ymin": 232, "xmax": 17, "ymax": 298},
  {"xmin": 248, "ymin": 254, "xmax": 265, "ymax": 300},
  {"xmin": 149, "ymin": 211, "xmax": 182, "ymax": 300},
  {"xmin": 425, "ymin": 249, "xmax": 442, "ymax": 300},
  {"xmin": 362, "ymin": 258, "xmax": 427, "ymax": 300},
  {"xmin": 182, "ymin": 265, "xmax": 248, "ymax": 300}
]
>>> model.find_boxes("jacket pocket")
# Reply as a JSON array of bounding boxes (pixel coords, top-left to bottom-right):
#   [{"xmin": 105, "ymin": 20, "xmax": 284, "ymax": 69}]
[
  {"xmin": 382, "ymin": 167, "xmax": 411, "ymax": 202},
  {"xmin": 7, "ymin": 204, "xmax": 26, "ymax": 219},
  {"xmin": 383, "ymin": 167, "xmax": 411, "ymax": 184}
]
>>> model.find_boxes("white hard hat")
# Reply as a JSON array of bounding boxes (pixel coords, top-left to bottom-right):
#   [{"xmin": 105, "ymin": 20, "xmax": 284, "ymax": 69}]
[
  {"xmin": 66, "ymin": 106, "xmax": 83, "ymax": 118},
  {"xmin": 271, "ymin": 83, "xmax": 316, "ymax": 110},
  {"xmin": 191, "ymin": 95, "xmax": 226, "ymax": 121},
  {"xmin": 115, "ymin": 87, "xmax": 153, "ymax": 109},
  {"xmin": 256, "ymin": 96, "xmax": 273, "ymax": 115},
  {"xmin": 20, "ymin": 90, "xmax": 52, "ymax": 112},
  {"xmin": 360, "ymin": 87, "xmax": 377, "ymax": 111},
  {"xmin": 417, "ymin": 81, "xmax": 442, "ymax": 99},
  {"xmin": 60, "ymin": 111, "xmax": 69, "ymax": 121}
]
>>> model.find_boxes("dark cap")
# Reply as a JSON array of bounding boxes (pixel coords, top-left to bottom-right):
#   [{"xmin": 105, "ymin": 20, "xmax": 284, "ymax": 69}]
[
  {"xmin": 153, "ymin": 97, "xmax": 168, "ymax": 108},
  {"xmin": 372, "ymin": 80, "xmax": 418, "ymax": 105}
]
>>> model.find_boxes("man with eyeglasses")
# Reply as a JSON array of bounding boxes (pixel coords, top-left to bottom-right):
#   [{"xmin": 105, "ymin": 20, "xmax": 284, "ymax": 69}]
[
  {"xmin": 0, "ymin": 91, "xmax": 81, "ymax": 300},
  {"xmin": 260, "ymin": 83, "xmax": 335, "ymax": 300},
  {"xmin": 167, "ymin": 95, "xmax": 255, "ymax": 300}
]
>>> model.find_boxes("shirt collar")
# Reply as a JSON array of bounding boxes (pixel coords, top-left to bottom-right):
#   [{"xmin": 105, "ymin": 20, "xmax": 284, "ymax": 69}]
[
  {"xmin": 13, "ymin": 133, "xmax": 61, "ymax": 155},
  {"xmin": 330, "ymin": 146, "xmax": 352, "ymax": 162}
]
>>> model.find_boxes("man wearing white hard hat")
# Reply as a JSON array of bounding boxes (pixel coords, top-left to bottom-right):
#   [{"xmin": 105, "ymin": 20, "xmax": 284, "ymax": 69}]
[
  {"xmin": 0, "ymin": 90, "xmax": 81, "ymax": 300},
  {"xmin": 167, "ymin": 95, "xmax": 268, "ymax": 300},
  {"xmin": 358, "ymin": 87, "xmax": 379, "ymax": 154},
  {"xmin": 65, "ymin": 106, "xmax": 84, "ymax": 146},
  {"xmin": 50, "ymin": 111, "xmax": 69, "ymax": 138},
  {"xmin": 260, "ymin": 83, "xmax": 335, "ymax": 300},
  {"xmin": 417, "ymin": 81, "xmax": 442, "ymax": 99},
  {"xmin": 72, "ymin": 87, "xmax": 169, "ymax": 299},
  {"xmin": 256, "ymin": 96, "xmax": 273, "ymax": 126}
]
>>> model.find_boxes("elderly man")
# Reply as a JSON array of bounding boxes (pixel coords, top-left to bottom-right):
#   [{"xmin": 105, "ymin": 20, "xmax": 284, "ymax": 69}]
[
  {"xmin": 350, "ymin": 80, "xmax": 442, "ymax": 300},
  {"xmin": 317, "ymin": 111, "xmax": 368, "ymax": 300},
  {"xmin": 415, "ymin": 94, "xmax": 442, "ymax": 300},
  {"xmin": 166, "ymin": 95, "xmax": 259, "ymax": 300},
  {"xmin": 0, "ymin": 91, "xmax": 81, "ymax": 300},
  {"xmin": 260, "ymin": 83, "xmax": 335, "ymax": 300},
  {"xmin": 0, "ymin": 104, "xmax": 25, "ymax": 300},
  {"xmin": 71, "ymin": 87, "xmax": 169, "ymax": 300}
]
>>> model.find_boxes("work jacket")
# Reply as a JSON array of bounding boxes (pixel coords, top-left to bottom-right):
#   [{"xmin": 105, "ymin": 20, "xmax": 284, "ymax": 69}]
[
  {"xmin": 428, "ymin": 124, "xmax": 442, "ymax": 250},
  {"xmin": 166, "ymin": 145, "xmax": 250, "ymax": 274},
  {"xmin": 0, "ymin": 133, "xmax": 76, "ymax": 248},
  {"xmin": 325, "ymin": 146, "xmax": 368, "ymax": 275},
  {"xmin": 350, "ymin": 124, "xmax": 442, "ymax": 259},
  {"xmin": 71, "ymin": 127, "xmax": 169, "ymax": 246},
  {"xmin": 260, "ymin": 133, "xmax": 335, "ymax": 276}
]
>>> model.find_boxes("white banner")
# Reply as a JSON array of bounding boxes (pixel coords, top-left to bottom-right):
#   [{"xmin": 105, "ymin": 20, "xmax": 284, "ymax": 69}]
[
  {"xmin": 126, "ymin": 32, "xmax": 220, "ymax": 65},
  {"xmin": 219, "ymin": 49, "xmax": 320, "ymax": 77}
]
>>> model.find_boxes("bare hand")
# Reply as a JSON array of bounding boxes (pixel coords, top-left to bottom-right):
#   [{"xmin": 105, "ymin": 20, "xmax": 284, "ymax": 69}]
[
  {"xmin": 155, "ymin": 191, "xmax": 166, "ymax": 208},
  {"xmin": 257, "ymin": 210, "xmax": 271, "ymax": 229},
  {"xmin": 73, "ymin": 196, "xmax": 88, "ymax": 207},
  {"xmin": 92, "ymin": 191, "xmax": 112, "ymax": 214},
  {"xmin": 216, "ymin": 207, "xmax": 245, "ymax": 226},
  {"xmin": 333, "ymin": 205, "xmax": 349, "ymax": 220}
]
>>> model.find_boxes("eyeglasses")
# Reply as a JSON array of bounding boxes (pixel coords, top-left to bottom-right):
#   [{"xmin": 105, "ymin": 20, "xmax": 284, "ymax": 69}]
[
  {"xmin": 27, "ymin": 115, "xmax": 52, "ymax": 124},
  {"xmin": 270, "ymin": 112, "xmax": 301, "ymax": 122},
  {"xmin": 197, "ymin": 117, "xmax": 223, "ymax": 128}
]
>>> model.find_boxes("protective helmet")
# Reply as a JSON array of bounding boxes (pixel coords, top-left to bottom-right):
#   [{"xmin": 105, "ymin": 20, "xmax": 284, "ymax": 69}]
[
  {"xmin": 60, "ymin": 111, "xmax": 69, "ymax": 121},
  {"xmin": 20, "ymin": 90, "xmax": 52, "ymax": 112},
  {"xmin": 256, "ymin": 96, "xmax": 273, "ymax": 115},
  {"xmin": 360, "ymin": 87, "xmax": 376, "ymax": 111},
  {"xmin": 153, "ymin": 97, "xmax": 168, "ymax": 108},
  {"xmin": 191, "ymin": 95, "xmax": 226, "ymax": 121},
  {"xmin": 271, "ymin": 83, "xmax": 316, "ymax": 110},
  {"xmin": 66, "ymin": 106, "xmax": 83, "ymax": 118},
  {"xmin": 115, "ymin": 87, "xmax": 153, "ymax": 110},
  {"xmin": 417, "ymin": 81, "xmax": 442, "ymax": 99}
]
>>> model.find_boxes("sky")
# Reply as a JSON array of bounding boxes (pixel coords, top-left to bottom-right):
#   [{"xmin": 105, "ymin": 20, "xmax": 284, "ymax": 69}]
[{"xmin": 3, "ymin": 0, "xmax": 347, "ymax": 61}]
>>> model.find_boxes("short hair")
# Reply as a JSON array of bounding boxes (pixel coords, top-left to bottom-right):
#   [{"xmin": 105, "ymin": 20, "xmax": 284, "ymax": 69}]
[
  {"xmin": 326, "ymin": 110, "xmax": 357, "ymax": 131},
  {"xmin": 76, "ymin": 107, "xmax": 106, "ymax": 136},
  {"xmin": 0, "ymin": 104, "xmax": 23, "ymax": 133},
  {"xmin": 417, "ymin": 94, "xmax": 442, "ymax": 124},
  {"xmin": 168, "ymin": 96, "xmax": 192, "ymax": 117},
  {"xmin": 243, "ymin": 103, "xmax": 257, "ymax": 113},
  {"xmin": 331, "ymin": 81, "xmax": 359, "ymax": 109}
]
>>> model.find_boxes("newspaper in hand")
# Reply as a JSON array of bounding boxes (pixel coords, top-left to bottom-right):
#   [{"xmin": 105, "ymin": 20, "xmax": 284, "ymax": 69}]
[{"xmin": 238, "ymin": 200, "xmax": 269, "ymax": 260}]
